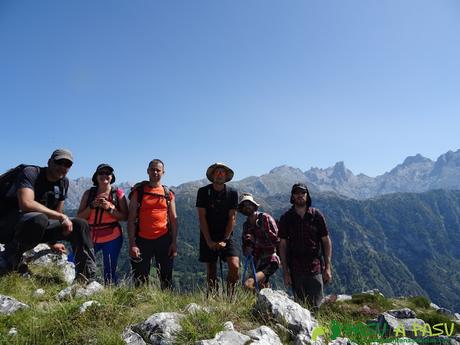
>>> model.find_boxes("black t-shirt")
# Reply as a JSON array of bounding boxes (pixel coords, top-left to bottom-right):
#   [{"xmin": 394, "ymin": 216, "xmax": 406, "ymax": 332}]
[
  {"xmin": 196, "ymin": 184, "xmax": 238, "ymax": 240},
  {"xmin": 4, "ymin": 166, "xmax": 68, "ymax": 211}
]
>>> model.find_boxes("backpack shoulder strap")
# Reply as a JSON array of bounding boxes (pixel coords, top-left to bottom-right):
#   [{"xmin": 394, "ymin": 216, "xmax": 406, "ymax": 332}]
[
  {"xmin": 110, "ymin": 186, "xmax": 119, "ymax": 208},
  {"xmin": 130, "ymin": 181, "xmax": 149, "ymax": 235},
  {"xmin": 86, "ymin": 187, "xmax": 98, "ymax": 208},
  {"xmin": 162, "ymin": 185, "xmax": 173, "ymax": 234}
]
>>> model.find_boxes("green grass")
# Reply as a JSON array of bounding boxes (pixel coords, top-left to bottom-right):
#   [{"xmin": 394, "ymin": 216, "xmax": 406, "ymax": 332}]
[{"xmin": 1, "ymin": 272, "xmax": 459, "ymax": 345}]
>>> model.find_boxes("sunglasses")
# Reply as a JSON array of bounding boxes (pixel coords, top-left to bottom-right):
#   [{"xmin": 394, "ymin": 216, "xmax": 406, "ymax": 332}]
[
  {"xmin": 97, "ymin": 171, "xmax": 112, "ymax": 176},
  {"xmin": 54, "ymin": 159, "xmax": 73, "ymax": 168}
]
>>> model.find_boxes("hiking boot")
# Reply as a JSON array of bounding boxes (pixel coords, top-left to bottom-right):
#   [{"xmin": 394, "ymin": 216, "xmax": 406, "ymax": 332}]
[
  {"xmin": 0, "ymin": 252, "xmax": 13, "ymax": 276},
  {"xmin": 16, "ymin": 261, "xmax": 29, "ymax": 275}
]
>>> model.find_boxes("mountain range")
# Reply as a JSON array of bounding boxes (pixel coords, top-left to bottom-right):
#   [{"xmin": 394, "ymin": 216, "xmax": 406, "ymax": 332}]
[{"xmin": 66, "ymin": 149, "xmax": 460, "ymax": 209}]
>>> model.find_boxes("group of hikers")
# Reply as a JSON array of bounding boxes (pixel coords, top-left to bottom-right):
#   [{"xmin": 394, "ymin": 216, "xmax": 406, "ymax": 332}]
[{"xmin": 0, "ymin": 149, "xmax": 332, "ymax": 308}]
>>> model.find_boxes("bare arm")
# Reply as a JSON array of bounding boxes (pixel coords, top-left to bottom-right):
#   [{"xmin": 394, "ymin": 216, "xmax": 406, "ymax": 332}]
[
  {"xmin": 321, "ymin": 235, "xmax": 332, "ymax": 283},
  {"xmin": 168, "ymin": 198, "xmax": 178, "ymax": 257},
  {"xmin": 77, "ymin": 190, "xmax": 91, "ymax": 219},
  {"xmin": 18, "ymin": 188, "xmax": 67, "ymax": 222},
  {"xmin": 223, "ymin": 209, "xmax": 237, "ymax": 240},
  {"xmin": 117, "ymin": 195, "xmax": 129, "ymax": 221},
  {"xmin": 109, "ymin": 195, "xmax": 128, "ymax": 221},
  {"xmin": 197, "ymin": 207, "xmax": 213, "ymax": 245},
  {"xmin": 279, "ymin": 238, "xmax": 292, "ymax": 287}
]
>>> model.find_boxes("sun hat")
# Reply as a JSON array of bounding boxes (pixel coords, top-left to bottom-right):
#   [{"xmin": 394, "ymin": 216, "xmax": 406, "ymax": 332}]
[
  {"xmin": 206, "ymin": 162, "xmax": 234, "ymax": 182},
  {"xmin": 92, "ymin": 163, "xmax": 115, "ymax": 185},
  {"xmin": 237, "ymin": 192, "xmax": 260, "ymax": 212}
]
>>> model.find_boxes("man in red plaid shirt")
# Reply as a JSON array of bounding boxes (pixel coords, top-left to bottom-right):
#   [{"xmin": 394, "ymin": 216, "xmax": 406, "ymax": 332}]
[{"xmin": 238, "ymin": 193, "xmax": 280, "ymax": 290}]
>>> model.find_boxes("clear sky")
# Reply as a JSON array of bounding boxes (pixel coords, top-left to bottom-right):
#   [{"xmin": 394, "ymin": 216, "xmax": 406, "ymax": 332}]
[{"xmin": 1, "ymin": 0, "xmax": 459, "ymax": 186}]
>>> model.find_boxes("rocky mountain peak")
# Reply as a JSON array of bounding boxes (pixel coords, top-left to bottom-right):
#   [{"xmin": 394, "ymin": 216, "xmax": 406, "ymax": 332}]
[
  {"xmin": 401, "ymin": 154, "xmax": 432, "ymax": 166},
  {"xmin": 330, "ymin": 161, "xmax": 352, "ymax": 181},
  {"xmin": 268, "ymin": 165, "xmax": 304, "ymax": 177}
]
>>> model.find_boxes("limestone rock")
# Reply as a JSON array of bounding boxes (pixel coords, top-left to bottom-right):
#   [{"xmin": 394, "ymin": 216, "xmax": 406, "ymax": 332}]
[
  {"xmin": 122, "ymin": 327, "xmax": 147, "ymax": 345},
  {"xmin": 79, "ymin": 300, "xmax": 101, "ymax": 314},
  {"xmin": 437, "ymin": 308, "xmax": 455, "ymax": 318},
  {"xmin": 223, "ymin": 321, "xmax": 234, "ymax": 331},
  {"xmin": 0, "ymin": 294, "xmax": 29, "ymax": 315},
  {"xmin": 361, "ymin": 289, "xmax": 384, "ymax": 298},
  {"xmin": 22, "ymin": 243, "xmax": 75, "ymax": 284},
  {"xmin": 386, "ymin": 308, "xmax": 417, "ymax": 319},
  {"xmin": 57, "ymin": 281, "xmax": 104, "ymax": 300},
  {"xmin": 34, "ymin": 288, "xmax": 45, "ymax": 298},
  {"xmin": 247, "ymin": 326, "xmax": 282, "ymax": 345},
  {"xmin": 430, "ymin": 302, "xmax": 441, "ymax": 311},
  {"xmin": 336, "ymin": 294, "xmax": 352, "ymax": 302},
  {"xmin": 254, "ymin": 288, "xmax": 317, "ymax": 339},
  {"xmin": 196, "ymin": 330, "xmax": 251, "ymax": 345},
  {"xmin": 327, "ymin": 337, "xmax": 357, "ymax": 345},
  {"xmin": 184, "ymin": 303, "xmax": 213, "ymax": 314},
  {"xmin": 377, "ymin": 309, "xmax": 425, "ymax": 338},
  {"xmin": 132, "ymin": 312, "xmax": 184, "ymax": 345}
]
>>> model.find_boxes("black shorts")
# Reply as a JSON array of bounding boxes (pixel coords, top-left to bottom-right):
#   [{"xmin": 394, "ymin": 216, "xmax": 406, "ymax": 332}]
[{"xmin": 199, "ymin": 237, "xmax": 239, "ymax": 263}]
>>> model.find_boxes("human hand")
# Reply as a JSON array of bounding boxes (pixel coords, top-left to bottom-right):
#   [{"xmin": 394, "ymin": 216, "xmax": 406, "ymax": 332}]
[
  {"xmin": 61, "ymin": 215, "xmax": 73, "ymax": 236},
  {"xmin": 130, "ymin": 246, "xmax": 141, "ymax": 259},
  {"xmin": 206, "ymin": 240, "xmax": 217, "ymax": 251},
  {"xmin": 323, "ymin": 267, "xmax": 332, "ymax": 284},
  {"xmin": 99, "ymin": 198, "xmax": 114, "ymax": 211},
  {"xmin": 168, "ymin": 242, "xmax": 177, "ymax": 258},
  {"xmin": 217, "ymin": 241, "xmax": 227, "ymax": 250}
]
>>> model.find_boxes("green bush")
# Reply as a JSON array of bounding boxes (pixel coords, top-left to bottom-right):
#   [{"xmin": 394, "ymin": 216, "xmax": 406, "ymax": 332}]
[{"xmin": 407, "ymin": 295, "xmax": 431, "ymax": 309}]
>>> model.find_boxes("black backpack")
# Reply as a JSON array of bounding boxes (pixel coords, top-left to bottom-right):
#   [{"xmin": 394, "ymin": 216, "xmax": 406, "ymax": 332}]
[
  {"xmin": 128, "ymin": 181, "xmax": 173, "ymax": 235},
  {"xmin": 0, "ymin": 165, "xmax": 41, "ymax": 212}
]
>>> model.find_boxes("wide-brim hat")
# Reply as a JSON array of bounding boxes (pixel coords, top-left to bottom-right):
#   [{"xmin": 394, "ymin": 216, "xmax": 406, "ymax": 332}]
[
  {"xmin": 206, "ymin": 163, "xmax": 234, "ymax": 182},
  {"xmin": 92, "ymin": 163, "xmax": 116, "ymax": 185},
  {"xmin": 238, "ymin": 192, "xmax": 260, "ymax": 212}
]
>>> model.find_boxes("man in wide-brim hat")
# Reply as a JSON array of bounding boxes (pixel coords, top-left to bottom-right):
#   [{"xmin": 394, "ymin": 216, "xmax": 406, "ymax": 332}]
[
  {"xmin": 196, "ymin": 162, "xmax": 239, "ymax": 296},
  {"xmin": 205, "ymin": 163, "xmax": 234, "ymax": 183}
]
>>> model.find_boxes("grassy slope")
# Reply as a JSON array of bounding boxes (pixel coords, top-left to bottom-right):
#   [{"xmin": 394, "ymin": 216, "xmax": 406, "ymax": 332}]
[{"xmin": 1, "ymin": 269, "xmax": 459, "ymax": 345}]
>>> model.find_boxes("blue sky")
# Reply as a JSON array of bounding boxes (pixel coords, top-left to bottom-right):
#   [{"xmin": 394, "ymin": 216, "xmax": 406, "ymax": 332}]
[{"xmin": 1, "ymin": 0, "xmax": 459, "ymax": 186}]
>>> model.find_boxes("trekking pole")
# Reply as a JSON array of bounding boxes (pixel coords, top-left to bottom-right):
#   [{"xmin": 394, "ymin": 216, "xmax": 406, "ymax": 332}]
[
  {"xmin": 242, "ymin": 254, "xmax": 259, "ymax": 291},
  {"xmin": 250, "ymin": 255, "xmax": 259, "ymax": 291},
  {"xmin": 219, "ymin": 254, "xmax": 225, "ymax": 297}
]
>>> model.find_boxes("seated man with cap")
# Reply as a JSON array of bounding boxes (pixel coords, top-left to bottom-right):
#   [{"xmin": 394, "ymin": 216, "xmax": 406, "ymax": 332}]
[
  {"xmin": 0, "ymin": 149, "xmax": 97, "ymax": 282},
  {"xmin": 238, "ymin": 192, "xmax": 280, "ymax": 291},
  {"xmin": 196, "ymin": 163, "xmax": 239, "ymax": 296}
]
